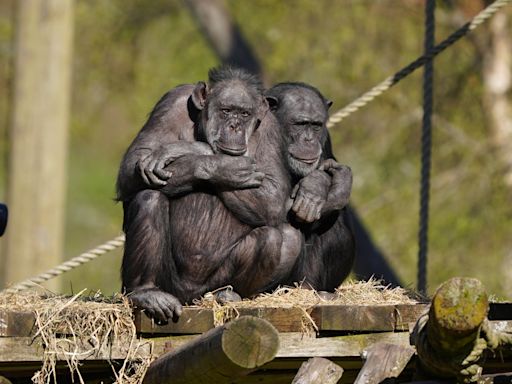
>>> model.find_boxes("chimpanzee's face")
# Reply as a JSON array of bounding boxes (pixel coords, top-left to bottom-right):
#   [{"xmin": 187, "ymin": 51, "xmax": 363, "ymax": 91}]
[
  {"xmin": 279, "ymin": 89, "xmax": 328, "ymax": 177},
  {"xmin": 205, "ymin": 81, "xmax": 261, "ymax": 156}
]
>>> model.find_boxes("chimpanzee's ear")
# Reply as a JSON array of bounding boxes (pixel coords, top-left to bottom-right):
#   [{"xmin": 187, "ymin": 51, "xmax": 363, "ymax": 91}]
[
  {"xmin": 266, "ymin": 96, "xmax": 279, "ymax": 111},
  {"xmin": 191, "ymin": 81, "xmax": 208, "ymax": 110},
  {"xmin": 326, "ymin": 99, "xmax": 333, "ymax": 110},
  {"xmin": 256, "ymin": 96, "xmax": 270, "ymax": 123}
]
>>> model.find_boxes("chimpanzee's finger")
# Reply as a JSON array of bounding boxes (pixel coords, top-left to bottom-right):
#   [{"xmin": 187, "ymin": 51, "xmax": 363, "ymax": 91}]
[
  {"xmin": 145, "ymin": 163, "xmax": 167, "ymax": 186},
  {"xmin": 154, "ymin": 163, "xmax": 172, "ymax": 180},
  {"xmin": 138, "ymin": 158, "xmax": 151, "ymax": 185},
  {"xmin": 152, "ymin": 305, "xmax": 167, "ymax": 323},
  {"xmin": 160, "ymin": 301, "xmax": 174, "ymax": 322},
  {"xmin": 292, "ymin": 194, "xmax": 306, "ymax": 217},
  {"xmin": 291, "ymin": 183, "xmax": 300, "ymax": 199}
]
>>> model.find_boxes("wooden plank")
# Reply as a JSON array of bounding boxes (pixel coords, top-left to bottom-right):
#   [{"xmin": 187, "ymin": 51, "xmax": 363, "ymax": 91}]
[
  {"xmin": 276, "ymin": 332, "xmax": 411, "ymax": 358},
  {"xmin": 0, "ymin": 311, "xmax": 35, "ymax": 337},
  {"xmin": 291, "ymin": 357, "xmax": 343, "ymax": 384},
  {"xmin": 0, "ymin": 336, "xmax": 151, "ymax": 362},
  {"xmin": 312, "ymin": 304, "xmax": 430, "ymax": 332},
  {"xmin": 134, "ymin": 308, "xmax": 214, "ymax": 334},
  {"xmin": 236, "ymin": 307, "xmax": 306, "ymax": 332},
  {"xmin": 143, "ymin": 316, "xmax": 279, "ymax": 384},
  {"xmin": 135, "ymin": 306, "xmax": 307, "ymax": 334},
  {"xmin": 131, "ymin": 302, "xmax": 511, "ymax": 335},
  {"xmin": 354, "ymin": 342, "xmax": 415, "ymax": 384}
]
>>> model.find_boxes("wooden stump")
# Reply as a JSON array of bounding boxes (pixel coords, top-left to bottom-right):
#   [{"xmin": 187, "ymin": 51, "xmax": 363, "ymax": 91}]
[
  {"xmin": 143, "ymin": 316, "xmax": 279, "ymax": 384},
  {"xmin": 412, "ymin": 277, "xmax": 490, "ymax": 380}
]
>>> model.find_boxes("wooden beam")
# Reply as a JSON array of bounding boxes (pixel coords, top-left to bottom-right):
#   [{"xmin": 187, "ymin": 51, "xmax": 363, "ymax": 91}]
[
  {"xmin": 0, "ymin": 311, "xmax": 35, "ymax": 337},
  {"xmin": 291, "ymin": 357, "xmax": 343, "ymax": 384},
  {"xmin": 136, "ymin": 303, "xmax": 433, "ymax": 334},
  {"xmin": 412, "ymin": 277, "xmax": 490, "ymax": 379},
  {"xmin": 311, "ymin": 304, "xmax": 429, "ymax": 332},
  {"xmin": 143, "ymin": 316, "xmax": 279, "ymax": 384},
  {"xmin": 354, "ymin": 342, "xmax": 415, "ymax": 384}
]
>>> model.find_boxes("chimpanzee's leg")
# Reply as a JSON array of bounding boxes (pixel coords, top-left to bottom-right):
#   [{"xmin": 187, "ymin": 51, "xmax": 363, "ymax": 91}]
[
  {"xmin": 319, "ymin": 210, "xmax": 355, "ymax": 291},
  {"xmin": 225, "ymin": 223, "xmax": 302, "ymax": 297},
  {"xmin": 121, "ymin": 189, "xmax": 182, "ymax": 322},
  {"xmin": 289, "ymin": 211, "xmax": 355, "ymax": 291}
]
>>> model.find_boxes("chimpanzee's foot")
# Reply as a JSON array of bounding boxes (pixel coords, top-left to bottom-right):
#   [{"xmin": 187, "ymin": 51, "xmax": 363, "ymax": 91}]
[
  {"xmin": 213, "ymin": 287, "xmax": 242, "ymax": 304},
  {"xmin": 128, "ymin": 288, "xmax": 183, "ymax": 324}
]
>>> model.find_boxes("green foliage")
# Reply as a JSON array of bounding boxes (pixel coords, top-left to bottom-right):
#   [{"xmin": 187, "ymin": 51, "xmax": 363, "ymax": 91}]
[{"xmin": 0, "ymin": 1, "xmax": 510, "ymax": 298}]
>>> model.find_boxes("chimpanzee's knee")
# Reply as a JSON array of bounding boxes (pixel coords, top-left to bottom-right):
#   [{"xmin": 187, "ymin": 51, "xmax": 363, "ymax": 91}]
[
  {"xmin": 132, "ymin": 189, "xmax": 167, "ymax": 211},
  {"xmin": 279, "ymin": 223, "xmax": 302, "ymax": 263}
]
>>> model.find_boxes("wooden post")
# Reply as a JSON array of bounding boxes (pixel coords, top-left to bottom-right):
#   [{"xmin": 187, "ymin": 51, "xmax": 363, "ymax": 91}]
[
  {"xmin": 143, "ymin": 316, "xmax": 279, "ymax": 384},
  {"xmin": 2, "ymin": 0, "xmax": 74, "ymax": 291},
  {"xmin": 291, "ymin": 357, "xmax": 343, "ymax": 384},
  {"xmin": 412, "ymin": 277, "xmax": 489, "ymax": 380}
]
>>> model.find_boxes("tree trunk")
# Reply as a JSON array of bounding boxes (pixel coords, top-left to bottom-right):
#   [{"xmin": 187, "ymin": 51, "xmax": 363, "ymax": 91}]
[
  {"xmin": 2, "ymin": 0, "xmax": 74, "ymax": 291},
  {"xmin": 483, "ymin": 10, "xmax": 512, "ymax": 186}
]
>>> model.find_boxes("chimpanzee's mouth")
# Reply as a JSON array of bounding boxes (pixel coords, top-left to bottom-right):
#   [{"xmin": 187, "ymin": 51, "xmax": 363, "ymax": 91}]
[
  {"xmin": 216, "ymin": 143, "xmax": 247, "ymax": 156},
  {"xmin": 291, "ymin": 154, "xmax": 319, "ymax": 165}
]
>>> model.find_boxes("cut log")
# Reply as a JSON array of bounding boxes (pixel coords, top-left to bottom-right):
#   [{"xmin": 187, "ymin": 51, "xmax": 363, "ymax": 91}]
[
  {"xmin": 354, "ymin": 342, "xmax": 415, "ymax": 384},
  {"xmin": 427, "ymin": 277, "xmax": 488, "ymax": 352},
  {"xmin": 291, "ymin": 357, "xmax": 343, "ymax": 384},
  {"xmin": 143, "ymin": 316, "xmax": 279, "ymax": 384},
  {"xmin": 411, "ymin": 277, "xmax": 490, "ymax": 380}
]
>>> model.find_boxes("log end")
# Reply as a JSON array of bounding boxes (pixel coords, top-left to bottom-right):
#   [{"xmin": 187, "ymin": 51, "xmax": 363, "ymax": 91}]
[
  {"xmin": 222, "ymin": 315, "xmax": 279, "ymax": 369},
  {"xmin": 427, "ymin": 277, "xmax": 488, "ymax": 352}
]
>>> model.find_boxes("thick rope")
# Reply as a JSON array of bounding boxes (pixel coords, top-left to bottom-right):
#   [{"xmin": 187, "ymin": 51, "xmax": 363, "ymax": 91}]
[
  {"xmin": 417, "ymin": 0, "xmax": 435, "ymax": 295},
  {"xmin": 326, "ymin": 0, "xmax": 512, "ymax": 128},
  {"xmin": 4, "ymin": 0, "xmax": 510, "ymax": 292},
  {"xmin": 2, "ymin": 235, "xmax": 126, "ymax": 294}
]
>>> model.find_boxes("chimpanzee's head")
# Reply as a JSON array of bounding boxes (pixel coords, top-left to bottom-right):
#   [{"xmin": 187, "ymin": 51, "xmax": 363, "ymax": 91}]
[
  {"xmin": 266, "ymin": 83, "xmax": 332, "ymax": 177},
  {"xmin": 191, "ymin": 66, "xmax": 268, "ymax": 156}
]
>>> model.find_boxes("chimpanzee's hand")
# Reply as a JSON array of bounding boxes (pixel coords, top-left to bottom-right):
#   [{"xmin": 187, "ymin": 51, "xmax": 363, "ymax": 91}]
[
  {"xmin": 319, "ymin": 159, "xmax": 352, "ymax": 211},
  {"xmin": 128, "ymin": 288, "xmax": 183, "ymax": 323},
  {"xmin": 138, "ymin": 143, "xmax": 213, "ymax": 187},
  {"xmin": 291, "ymin": 170, "xmax": 331, "ymax": 223},
  {"xmin": 199, "ymin": 155, "xmax": 265, "ymax": 189}
]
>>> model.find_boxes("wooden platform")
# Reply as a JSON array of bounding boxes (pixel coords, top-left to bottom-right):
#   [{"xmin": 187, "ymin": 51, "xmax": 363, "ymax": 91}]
[{"xmin": 1, "ymin": 302, "xmax": 511, "ymax": 383}]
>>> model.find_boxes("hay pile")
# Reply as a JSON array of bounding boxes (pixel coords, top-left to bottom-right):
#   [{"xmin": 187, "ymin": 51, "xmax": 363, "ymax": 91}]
[
  {"xmin": 195, "ymin": 278, "xmax": 419, "ymax": 333},
  {"xmin": 0, "ymin": 289, "xmax": 152, "ymax": 384}
]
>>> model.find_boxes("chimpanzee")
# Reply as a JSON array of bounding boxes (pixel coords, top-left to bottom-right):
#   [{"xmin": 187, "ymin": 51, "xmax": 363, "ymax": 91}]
[
  {"xmin": 117, "ymin": 67, "xmax": 302, "ymax": 322},
  {"xmin": 265, "ymin": 82, "xmax": 355, "ymax": 291}
]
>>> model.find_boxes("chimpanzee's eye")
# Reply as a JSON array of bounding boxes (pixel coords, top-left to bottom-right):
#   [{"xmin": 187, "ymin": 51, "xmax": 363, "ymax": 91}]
[
  {"xmin": 241, "ymin": 111, "xmax": 250, "ymax": 118},
  {"xmin": 222, "ymin": 108, "xmax": 231, "ymax": 115}
]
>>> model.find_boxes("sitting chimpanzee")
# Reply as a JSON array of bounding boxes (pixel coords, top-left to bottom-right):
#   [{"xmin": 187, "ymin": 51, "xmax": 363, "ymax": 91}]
[
  {"xmin": 117, "ymin": 67, "xmax": 302, "ymax": 322},
  {"xmin": 265, "ymin": 83, "xmax": 355, "ymax": 292}
]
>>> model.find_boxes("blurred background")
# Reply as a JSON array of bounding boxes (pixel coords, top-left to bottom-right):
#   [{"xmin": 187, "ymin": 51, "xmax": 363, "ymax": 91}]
[{"xmin": 0, "ymin": 0, "xmax": 510, "ymax": 299}]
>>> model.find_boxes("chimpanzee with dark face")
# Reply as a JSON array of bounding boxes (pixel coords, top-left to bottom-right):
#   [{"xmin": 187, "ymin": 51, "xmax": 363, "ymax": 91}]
[
  {"xmin": 117, "ymin": 68, "xmax": 301, "ymax": 322},
  {"xmin": 265, "ymin": 83, "xmax": 355, "ymax": 291}
]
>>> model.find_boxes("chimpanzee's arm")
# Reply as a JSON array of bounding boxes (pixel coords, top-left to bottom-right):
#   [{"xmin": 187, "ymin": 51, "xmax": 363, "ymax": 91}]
[
  {"xmin": 158, "ymin": 152, "xmax": 264, "ymax": 197},
  {"xmin": 117, "ymin": 85, "xmax": 197, "ymax": 201},
  {"xmin": 319, "ymin": 159, "xmax": 352, "ymax": 216},
  {"xmin": 289, "ymin": 159, "xmax": 352, "ymax": 224},
  {"xmin": 217, "ymin": 118, "xmax": 291, "ymax": 227}
]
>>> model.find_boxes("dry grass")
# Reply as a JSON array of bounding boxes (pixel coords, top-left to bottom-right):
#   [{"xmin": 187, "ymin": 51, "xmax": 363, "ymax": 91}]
[
  {"xmin": 194, "ymin": 278, "xmax": 418, "ymax": 333},
  {"xmin": 0, "ymin": 289, "xmax": 152, "ymax": 384}
]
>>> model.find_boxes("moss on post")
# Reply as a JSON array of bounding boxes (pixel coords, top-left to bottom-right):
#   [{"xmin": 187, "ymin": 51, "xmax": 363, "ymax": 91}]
[
  {"xmin": 412, "ymin": 277, "xmax": 490, "ymax": 382},
  {"xmin": 428, "ymin": 277, "xmax": 488, "ymax": 352}
]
